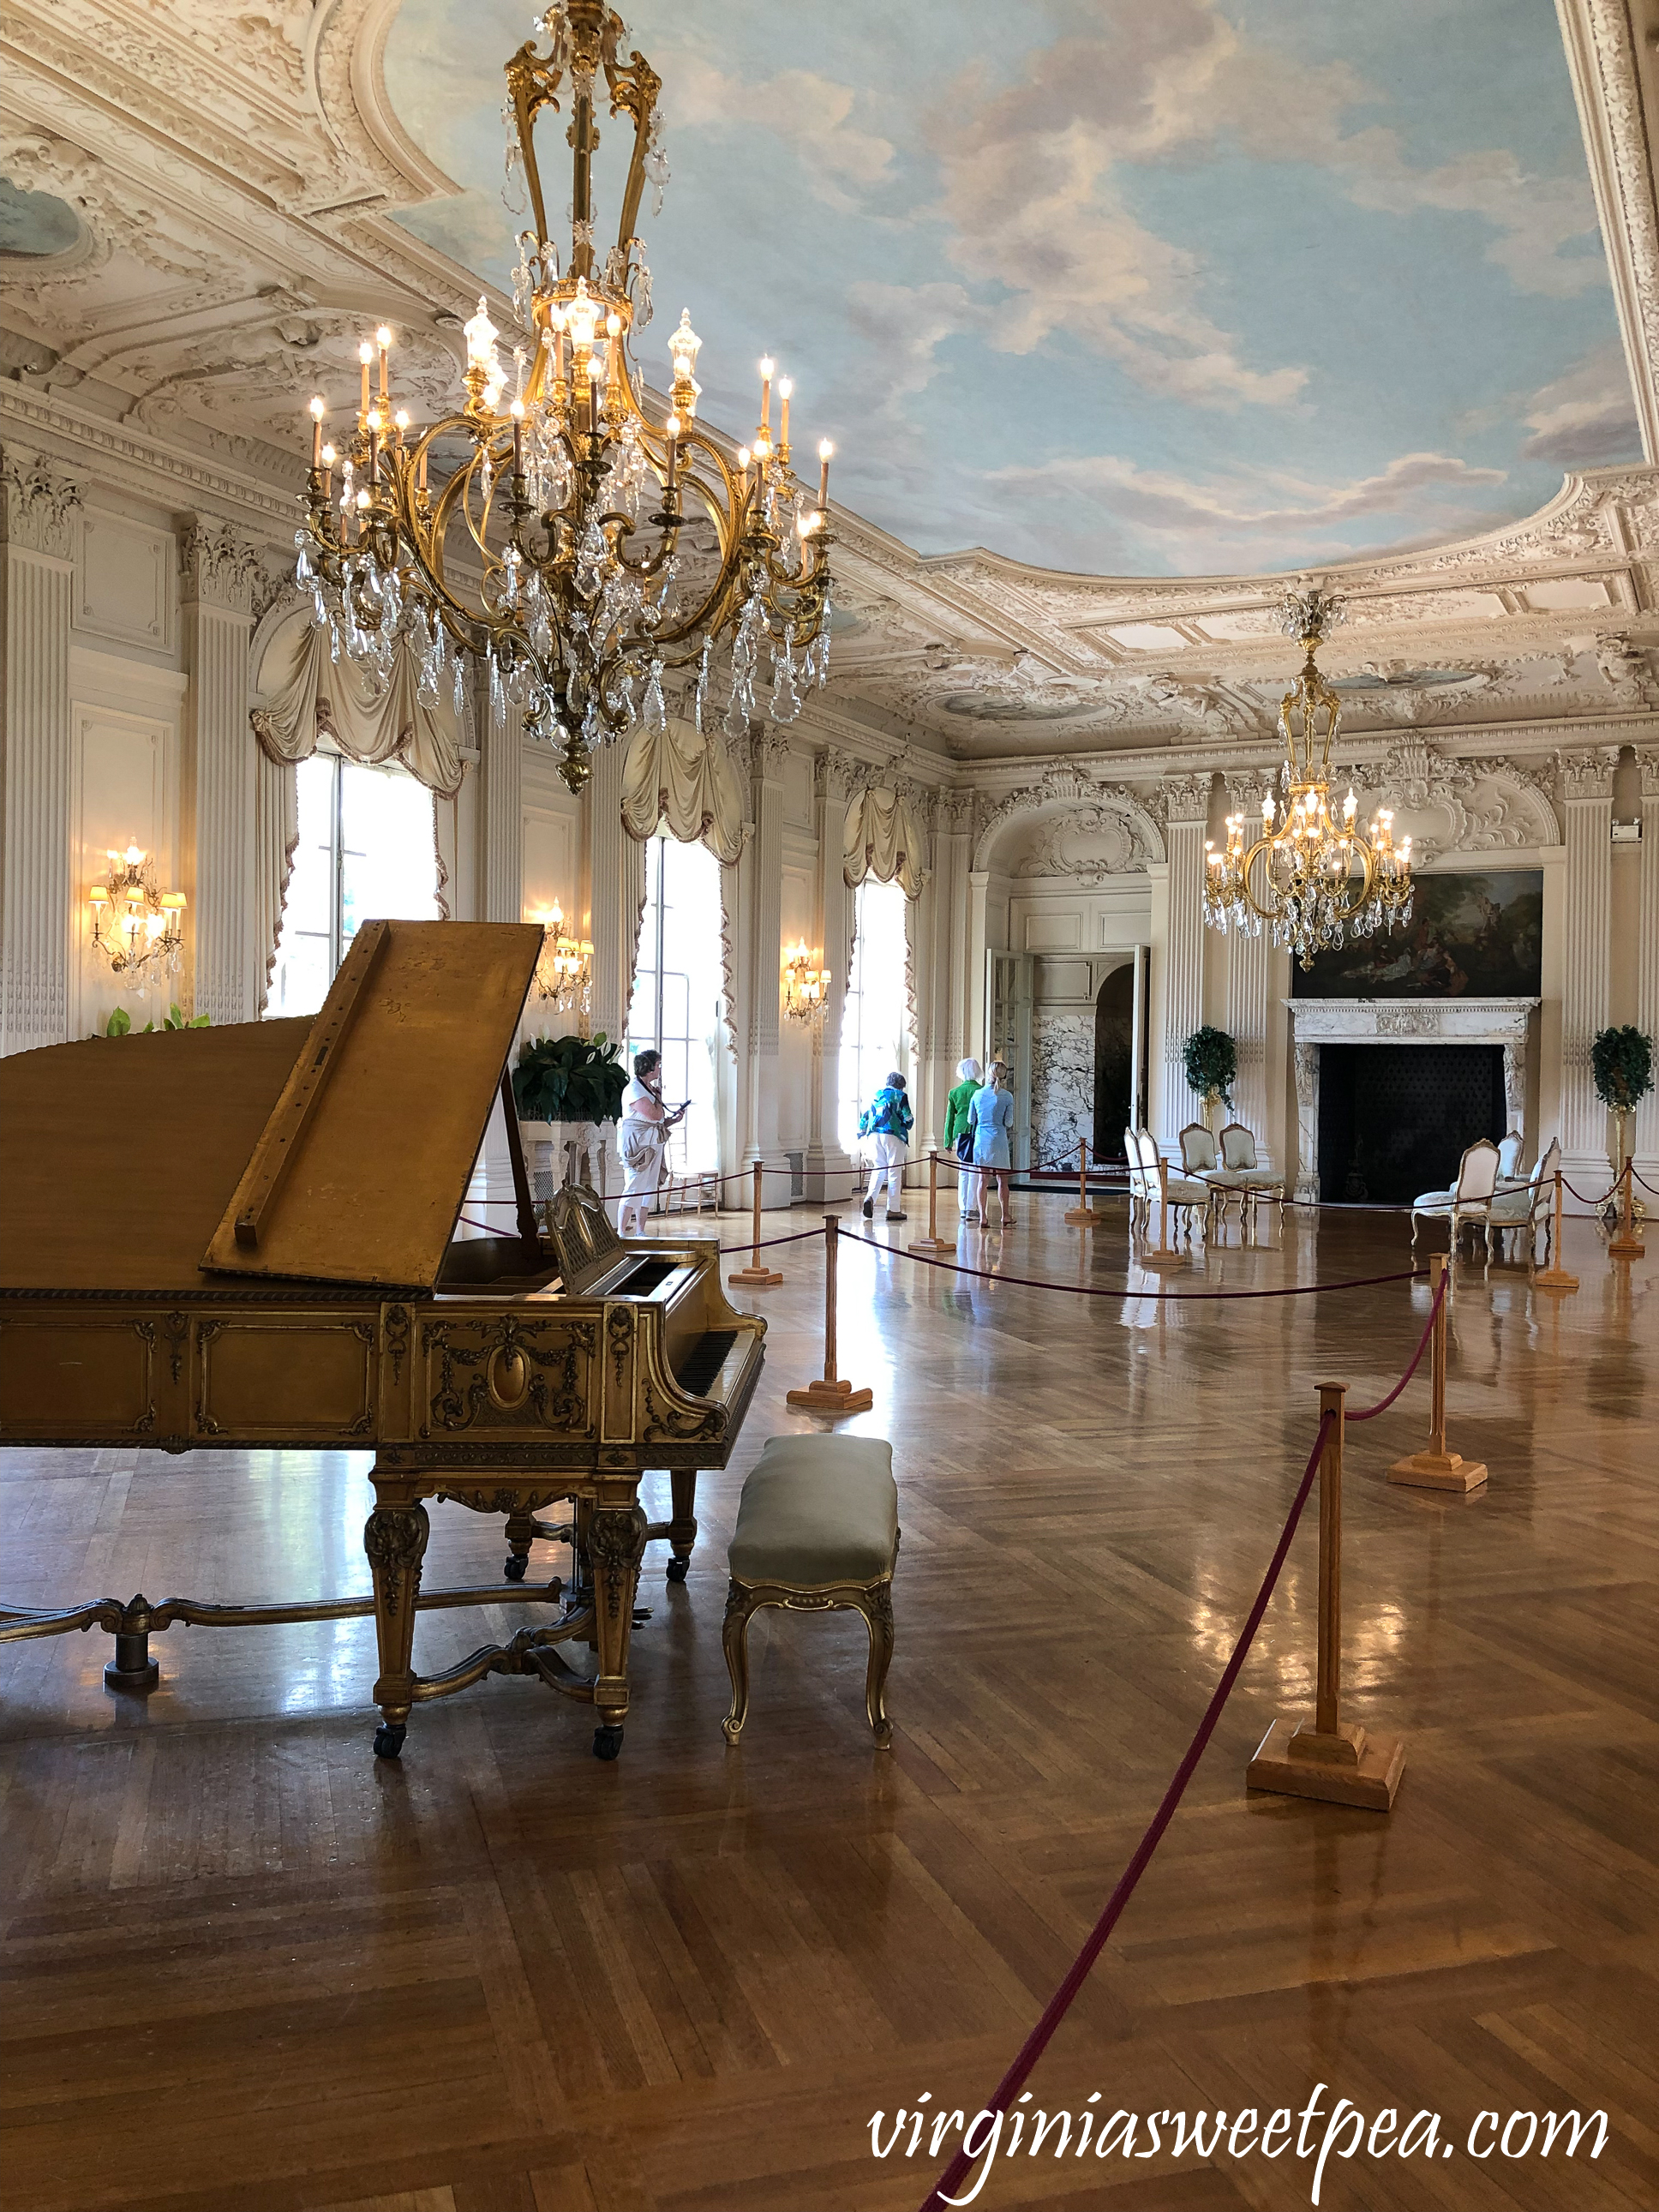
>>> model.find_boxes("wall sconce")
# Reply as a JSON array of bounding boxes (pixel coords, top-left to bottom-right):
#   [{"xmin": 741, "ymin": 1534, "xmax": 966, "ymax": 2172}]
[
  {"xmin": 782, "ymin": 938, "xmax": 830, "ymax": 1022},
  {"xmin": 87, "ymin": 843, "xmax": 185, "ymax": 982},
  {"xmin": 532, "ymin": 902, "xmax": 593, "ymax": 1016}
]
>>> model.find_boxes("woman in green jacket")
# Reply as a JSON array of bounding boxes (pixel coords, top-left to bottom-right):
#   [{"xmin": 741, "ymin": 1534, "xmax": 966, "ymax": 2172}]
[{"xmin": 943, "ymin": 1056, "xmax": 984, "ymax": 1222}]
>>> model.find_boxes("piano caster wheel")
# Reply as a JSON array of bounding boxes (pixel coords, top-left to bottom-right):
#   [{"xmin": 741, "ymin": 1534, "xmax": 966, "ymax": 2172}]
[
  {"xmin": 373, "ymin": 1722, "xmax": 406, "ymax": 1759},
  {"xmin": 666, "ymin": 1557, "xmax": 689, "ymax": 1584},
  {"xmin": 592, "ymin": 1723, "xmax": 624, "ymax": 1761},
  {"xmin": 503, "ymin": 1553, "xmax": 529, "ymax": 1582}
]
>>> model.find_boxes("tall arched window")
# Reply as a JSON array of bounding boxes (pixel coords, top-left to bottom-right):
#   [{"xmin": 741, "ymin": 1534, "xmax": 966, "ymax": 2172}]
[
  {"xmin": 268, "ymin": 752, "xmax": 439, "ymax": 1018},
  {"xmin": 626, "ymin": 832, "xmax": 724, "ymax": 1176},
  {"xmin": 838, "ymin": 876, "xmax": 909, "ymax": 1154}
]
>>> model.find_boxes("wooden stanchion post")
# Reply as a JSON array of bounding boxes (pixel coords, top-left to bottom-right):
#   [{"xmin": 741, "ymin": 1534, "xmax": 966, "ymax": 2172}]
[
  {"xmin": 1065, "ymin": 1136, "xmax": 1100, "ymax": 1226},
  {"xmin": 1387, "ymin": 1255, "xmax": 1488, "ymax": 1491},
  {"xmin": 910, "ymin": 1150, "xmax": 952, "ymax": 1255},
  {"xmin": 1534, "ymin": 1168, "xmax": 1579, "ymax": 1292},
  {"xmin": 1609, "ymin": 1157, "xmax": 1645, "ymax": 1258},
  {"xmin": 1139, "ymin": 1155, "xmax": 1187, "ymax": 1271},
  {"xmin": 787, "ymin": 1215, "xmax": 872, "ymax": 1414},
  {"xmin": 1248, "ymin": 1382, "xmax": 1405, "ymax": 1810},
  {"xmin": 728, "ymin": 1160, "xmax": 783, "ymax": 1288}
]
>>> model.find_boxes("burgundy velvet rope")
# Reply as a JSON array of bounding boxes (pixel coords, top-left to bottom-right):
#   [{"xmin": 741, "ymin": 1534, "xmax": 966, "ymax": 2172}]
[
  {"xmin": 1348, "ymin": 1270, "xmax": 1445, "ymax": 1420},
  {"xmin": 919, "ymin": 1409, "xmax": 1338, "ymax": 2212},
  {"xmin": 842, "ymin": 1231, "xmax": 1423, "ymax": 1303}
]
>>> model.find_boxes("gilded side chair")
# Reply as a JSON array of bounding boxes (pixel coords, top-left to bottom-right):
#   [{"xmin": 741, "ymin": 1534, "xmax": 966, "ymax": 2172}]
[
  {"xmin": 1487, "ymin": 1136, "xmax": 1560, "ymax": 1270},
  {"xmin": 1411, "ymin": 1137, "xmax": 1501, "ymax": 1256},
  {"xmin": 1139, "ymin": 1127, "xmax": 1211, "ymax": 1244},
  {"xmin": 1179, "ymin": 1121, "xmax": 1244, "ymax": 1237},
  {"xmin": 1219, "ymin": 1122, "xmax": 1285, "ymax": 1238}
]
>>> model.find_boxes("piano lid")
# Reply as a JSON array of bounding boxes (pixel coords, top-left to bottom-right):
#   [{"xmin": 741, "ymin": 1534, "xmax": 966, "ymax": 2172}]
[{"xmin": 202, "ymin": 919, "xmax": 543, "ymax": 1288}]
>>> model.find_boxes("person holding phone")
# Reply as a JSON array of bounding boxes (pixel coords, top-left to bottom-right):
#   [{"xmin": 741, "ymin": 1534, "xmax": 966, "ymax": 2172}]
[{"xmin": 618, "ymin": 1049, "xmax": 686, "ymax": 1236}]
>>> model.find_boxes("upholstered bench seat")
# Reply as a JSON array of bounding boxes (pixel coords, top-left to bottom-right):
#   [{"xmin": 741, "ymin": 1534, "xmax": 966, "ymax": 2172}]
[{"xmin": 722, "ymin": 1434, "xmax": 900, "ymax": 1747}]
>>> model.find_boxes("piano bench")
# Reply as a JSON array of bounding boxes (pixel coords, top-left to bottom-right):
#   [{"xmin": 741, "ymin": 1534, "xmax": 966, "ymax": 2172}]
[{"xmin": 721, "ymin": 1435, "xmax": 899, "ymax": 1748}]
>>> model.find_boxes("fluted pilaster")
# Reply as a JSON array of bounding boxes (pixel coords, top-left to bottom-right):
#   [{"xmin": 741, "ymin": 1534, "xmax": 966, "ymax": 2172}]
[
  {"xmin": 1155, "ymin": 773, "xmax": 1213, "ymax": 1149},
  {"xmin": 1558, "ymin": 747, "xmax": 1617, "ymax": 1178},
  {"xmin": 479, "ymin": 684, "xmax": 524, "ymax": 925},
  {"xmin": 2, "ymin": 447, "xmax": 79, "ymax": 1054},
  {"xmin": 1636, "ymin": 748, "xmax": 1659, "ymax": 1178},
  {"xmin": 179, "ymin": 516, "xmax": 264, "ymax": 1024},
  {"xmin": 740, "ymin": 727, "xmax": 788, "ymax": 1194}
]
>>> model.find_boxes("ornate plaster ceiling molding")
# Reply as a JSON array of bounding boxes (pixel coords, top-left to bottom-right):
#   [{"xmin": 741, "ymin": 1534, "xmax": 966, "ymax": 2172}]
[
  {"xmin": 1556, "ymin": 0, "xmax": 1659, "ymax": 463},
  {"xmin": 1315, "ymin": 738, "xmax": 1565, "ymax": 865},
  {"xmin": 973, "ymin": 764, "xmax": 1165, "ymax": 872},
  {"xmin": 821, "ymin": 466, "xmax": 1659, "ymax": 757}
]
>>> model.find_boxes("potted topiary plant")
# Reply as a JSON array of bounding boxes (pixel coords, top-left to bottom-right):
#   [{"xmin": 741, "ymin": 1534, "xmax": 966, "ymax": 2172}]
[
  {"xmin": 1591, "ymin": 1024, "xmax": 1652, "ymax": 1249},
  {"xmin": 1182, "ymin": 1026, "xmax": 1237, "ymax": 1132},
  {"xmin": 512, "ymin": 1032, "xmax": 628, "ymax": 1196}
]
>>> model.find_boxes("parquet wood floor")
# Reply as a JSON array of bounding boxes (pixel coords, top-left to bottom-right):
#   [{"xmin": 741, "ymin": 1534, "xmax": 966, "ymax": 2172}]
[{"xmin": 1, "ymin": 1203, "xmax": 1655, "ymax": 2212}]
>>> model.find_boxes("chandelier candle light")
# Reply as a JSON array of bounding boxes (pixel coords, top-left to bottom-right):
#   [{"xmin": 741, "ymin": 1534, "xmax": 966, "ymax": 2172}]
[
  {"xmin": 87, "ymin": 845, "xmax": 186, "ymax": 984},
  {"xmin": 532, "ymin": 902, "xmax": 594, "ymax": 1015},
  {"xmin": 782, "ymin": 938, "xmax": 830, "ymax": 1022},
  {"xmin": 292, "ymin": 2, "xmax": 835, "ymax": 794},
  {"xmin": 1203, "ymin": 588, "xmax": 1413, "ymax": 968}
]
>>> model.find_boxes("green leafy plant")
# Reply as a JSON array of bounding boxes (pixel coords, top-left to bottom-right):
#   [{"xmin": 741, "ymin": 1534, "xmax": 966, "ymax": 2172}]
[
  {"xmin": 92, "ymin": 1004, "xmax": 210, "ymax": 1038},
  {"xmin": 512, "ymin": 1031, "xmax": 626, "ymax": 1125},
  {"xmin": 1591, "ymin": 1025, "xmax": 1653, "ymax": 1115},
  {"xmin": 1182, "ymin": 1026, "xmax": 1237, "ymax": 1116}
]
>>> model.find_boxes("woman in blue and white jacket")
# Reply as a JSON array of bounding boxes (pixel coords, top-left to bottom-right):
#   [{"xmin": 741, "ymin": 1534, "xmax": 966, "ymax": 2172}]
[{"xmin": 859, "ymin": 1070, "xmax": 913, "ymax": 1222}]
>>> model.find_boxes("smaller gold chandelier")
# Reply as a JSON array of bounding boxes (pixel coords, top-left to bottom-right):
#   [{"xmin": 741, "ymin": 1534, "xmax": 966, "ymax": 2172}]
[
  {"xmin": 87, "ymin": 845, "xmax": 186, "ymax": 982},
  {"xmin": 532, "ymin": 902, "xmax": 593, "ymax": 1014},
  {"xmin": 782, "ymin": 938, "xmax": 830, "ymax": 1022},
  {"xmin": 1204, "ymin": 588, "xmax": 1413, "ymax": 969}
]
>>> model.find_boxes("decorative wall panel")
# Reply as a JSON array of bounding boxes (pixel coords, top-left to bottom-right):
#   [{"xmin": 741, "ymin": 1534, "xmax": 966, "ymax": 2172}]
[{"xmin": 75, "ymin": 509, "xmax": 174, "ymax": 653}]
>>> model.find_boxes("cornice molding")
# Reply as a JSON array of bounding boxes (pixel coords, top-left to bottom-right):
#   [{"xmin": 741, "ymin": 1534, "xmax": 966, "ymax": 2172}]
[{"xmin": 0, "ymin": 385, "xmax": 296, "ymax": 543}]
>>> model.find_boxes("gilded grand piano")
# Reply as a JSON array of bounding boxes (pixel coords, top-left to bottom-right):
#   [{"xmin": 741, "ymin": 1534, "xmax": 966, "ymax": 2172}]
[{"xmin": 0, "ymin": 920, "xmax": 764, "ymax": 1759}]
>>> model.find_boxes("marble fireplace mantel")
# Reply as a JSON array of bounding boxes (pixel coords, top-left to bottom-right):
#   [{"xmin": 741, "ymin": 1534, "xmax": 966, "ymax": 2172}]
[{"xmin": 1285, "ymin": 998, "xmax": 1540, "ymax": 1202}]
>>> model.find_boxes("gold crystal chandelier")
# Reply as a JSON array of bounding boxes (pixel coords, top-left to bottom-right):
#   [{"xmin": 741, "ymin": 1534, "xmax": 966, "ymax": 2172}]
[
  {"xmin": 1203, "ymin": 588, "xmax": 1413, "ymax": 968},
  {"xmin": 295, "ymin": 1, "xmax": 835, "ymax": 794}
]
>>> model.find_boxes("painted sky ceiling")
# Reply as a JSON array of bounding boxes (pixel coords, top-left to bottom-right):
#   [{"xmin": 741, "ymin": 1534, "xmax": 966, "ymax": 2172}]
[{"xmin": 384, "ymin": 0, "xmax": 1644, "ymax": 580}]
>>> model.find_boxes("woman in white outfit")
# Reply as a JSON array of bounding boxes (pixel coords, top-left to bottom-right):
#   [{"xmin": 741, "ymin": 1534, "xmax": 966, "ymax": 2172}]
[{"xmin": 617, "ymin": 1049, "xmax": 685, "ymax": 1237}]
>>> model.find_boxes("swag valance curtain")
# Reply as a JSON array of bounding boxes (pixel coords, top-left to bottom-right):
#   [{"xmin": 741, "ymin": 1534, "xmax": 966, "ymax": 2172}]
[
  {"xmin": 618, "ymin": 711, "xmax": 746, "ymax": 866},
  {"xmin": 843, "ymin": 784, "xmax": 928, "ymax": 897},
  {"xmin": 250, "ymin": 614, "xmax": 465, "ymax": 795}
]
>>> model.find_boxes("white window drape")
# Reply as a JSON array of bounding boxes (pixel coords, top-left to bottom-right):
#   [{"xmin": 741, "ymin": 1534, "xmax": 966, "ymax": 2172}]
[{"xmin": 249, "ymin": 612, "xmax": 468, "ymax": 1009}]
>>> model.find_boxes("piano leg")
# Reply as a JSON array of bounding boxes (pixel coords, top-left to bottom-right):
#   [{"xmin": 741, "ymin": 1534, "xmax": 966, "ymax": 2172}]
[
  {"xmin": 502, "ymin": 1508, "xmax": 537, "ymax": 1582},
  {"xmin": 666, "ymin": 1470, "xmax": 698, "ymax": 1583},
  {"xmin": 364, "ymin": 1485, "xmax": 430, "ymax": 1759},
  {"xmin": 586, "ymin": 1501, "xmax": 647, "ymax": 1759}
]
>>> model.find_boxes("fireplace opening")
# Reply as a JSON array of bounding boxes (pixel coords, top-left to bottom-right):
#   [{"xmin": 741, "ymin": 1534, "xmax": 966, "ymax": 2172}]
[{"xmin": 1317, "ymin": 1043, "xmax": 1505, "ymax": 1205}]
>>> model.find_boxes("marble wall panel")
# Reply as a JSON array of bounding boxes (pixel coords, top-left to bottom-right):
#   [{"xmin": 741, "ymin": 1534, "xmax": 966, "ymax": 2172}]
[{"xmin": 1030, "ymin": 1005, "xmax": 1093, "ymax": 1169}]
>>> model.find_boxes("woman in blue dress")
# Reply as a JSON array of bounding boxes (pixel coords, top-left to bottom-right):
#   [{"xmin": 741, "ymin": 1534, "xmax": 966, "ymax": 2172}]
[{"xmin": 967, "ymin": 1059, "xmax": 1016, "ymax": 1228}]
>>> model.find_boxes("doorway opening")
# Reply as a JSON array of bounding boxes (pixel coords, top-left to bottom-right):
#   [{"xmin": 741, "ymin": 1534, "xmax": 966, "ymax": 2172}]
[{"xmin": 1093, "ymin": 965, "xmax": 1135, "ymax": 1160}]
